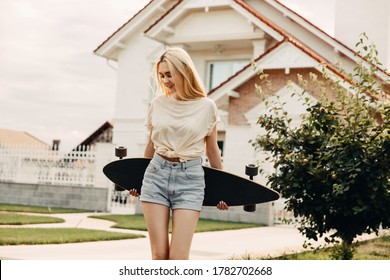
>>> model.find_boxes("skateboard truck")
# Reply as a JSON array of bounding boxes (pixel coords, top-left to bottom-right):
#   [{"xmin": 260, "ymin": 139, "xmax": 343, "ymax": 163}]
[
  {"xmin": 244, "ymin": 164, "xmax": 259, "ymax": 212},
  {"xmin": 114, "ymin": 146, "xmax": 127, "ymax": 191}
]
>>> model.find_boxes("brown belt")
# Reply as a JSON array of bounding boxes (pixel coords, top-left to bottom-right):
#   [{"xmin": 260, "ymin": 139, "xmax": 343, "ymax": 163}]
[{"xmin": 158, "ymin": 153, "xmax": 181, "ymax": 162}]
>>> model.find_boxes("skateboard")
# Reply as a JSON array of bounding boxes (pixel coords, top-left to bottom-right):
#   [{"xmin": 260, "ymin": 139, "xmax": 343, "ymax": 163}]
[{"xmin": 103, "ymin": 148, "xmax": 279, "ymax": 212}]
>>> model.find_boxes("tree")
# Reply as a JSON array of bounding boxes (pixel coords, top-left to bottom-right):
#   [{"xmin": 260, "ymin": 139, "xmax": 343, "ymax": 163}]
[{"xmin": 251, "ymin": 34, "xmax": 389, "ymax": 259}]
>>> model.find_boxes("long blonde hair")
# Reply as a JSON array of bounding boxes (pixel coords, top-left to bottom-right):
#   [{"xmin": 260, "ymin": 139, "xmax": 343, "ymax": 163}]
[{"xmin": 155, "ymin": 47, "xmax": 206, "ymax": 100}]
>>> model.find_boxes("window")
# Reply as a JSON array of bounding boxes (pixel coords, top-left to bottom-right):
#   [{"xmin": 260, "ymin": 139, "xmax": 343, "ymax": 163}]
[{"xmin": 208, "ymin": 60, "xmax": 249, "ymax": 90}]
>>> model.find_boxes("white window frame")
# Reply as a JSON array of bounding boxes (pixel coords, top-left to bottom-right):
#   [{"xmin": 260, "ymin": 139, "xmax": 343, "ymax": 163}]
[{"xmin": 206, "ymin": 60, "xmax": 250, "ymax": 91}]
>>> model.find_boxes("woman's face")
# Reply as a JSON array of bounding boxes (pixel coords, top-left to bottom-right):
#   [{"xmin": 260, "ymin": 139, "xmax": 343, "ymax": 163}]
[{"xmin": 158, "ymin": 61, "xmax": 183, "ymax": 94}]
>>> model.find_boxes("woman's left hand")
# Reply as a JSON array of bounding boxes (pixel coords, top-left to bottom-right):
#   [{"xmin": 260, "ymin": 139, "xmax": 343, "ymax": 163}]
[
  {"xmin": 217, "ymin": 201, "xmax": 229, "ymax": 210},
  {"xmin": 129, "ymin": 188, "xmax": 139, "ymax": 197}
]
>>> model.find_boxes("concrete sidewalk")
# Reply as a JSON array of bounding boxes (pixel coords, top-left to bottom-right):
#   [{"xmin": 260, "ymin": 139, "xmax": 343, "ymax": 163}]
[{"xmin": 0, "ymin": 212, "xmax": 382, "ymax": 260}]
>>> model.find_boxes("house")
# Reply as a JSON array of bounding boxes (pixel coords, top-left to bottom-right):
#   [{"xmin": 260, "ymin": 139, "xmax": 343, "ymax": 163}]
[
  {"xmin": 72, "ymin": 120, "xmax": 113, "ymax": 151},
  {"xmin": 0, "ymin": 128, "xmax": 50, "ymax": 148},
  {"xmin": 93, "ymin": 0, "xmax": 389, "ymax": 224}
]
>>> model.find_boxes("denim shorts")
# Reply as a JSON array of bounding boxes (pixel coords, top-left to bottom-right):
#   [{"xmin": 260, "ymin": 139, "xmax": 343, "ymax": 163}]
[{"xmin": 139, "ymin": 153, "xmax": 205, "ymax": 211}]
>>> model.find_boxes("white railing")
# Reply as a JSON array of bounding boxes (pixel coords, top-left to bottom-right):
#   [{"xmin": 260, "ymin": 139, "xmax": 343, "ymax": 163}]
[{"xmin": 0, "ymin": 144, "xmax": 99, "ymax": 187}]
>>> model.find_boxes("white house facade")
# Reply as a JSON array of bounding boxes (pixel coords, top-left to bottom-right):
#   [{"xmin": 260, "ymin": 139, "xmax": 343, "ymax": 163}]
[{"xmin": 94, "ymin": 0, "xmax": 389, "ymax": 224}]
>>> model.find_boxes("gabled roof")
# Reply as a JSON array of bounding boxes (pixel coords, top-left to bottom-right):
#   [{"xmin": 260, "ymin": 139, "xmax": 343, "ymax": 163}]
[
  {"xmin": 94, "ymin": 0, "xmax": 154, "ymax": 54},
  {"xmin": 0, "ymin": 128, "xmax": 49, "ymax": 147},
  {"xmin": 266, "ymin": 0, "xmax": 389, "ymax": 78},
  {"xmin": 143, "ymin": 0, "xmax": 284, "ymax": 49},
  {"xmin": 95, "ymin": 0, "xmax": 389, "ymax": 98},
  {"xmin": 206, "ymin": 0, "xmax": 388, "ymax": 101},
  {"xmin": 235, "ymin": 0, "xmax": 389, "ymax": 78},
  {"xmin": 95, "ymin": 0, "xmax": 389, "ymax": 75},
  {"xmin": 74, "ymin": 120, "xmax": 113, "ymax": 150},
  {"xmin": 94, "ymin": 0, "xmax": 180, "ymax": 60},
  {"xmin": 144, "ymin": 0, "xmax": 184, "ymax": 34}
]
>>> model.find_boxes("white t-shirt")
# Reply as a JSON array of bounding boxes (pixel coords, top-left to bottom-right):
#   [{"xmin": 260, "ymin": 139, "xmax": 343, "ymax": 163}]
[{"xmin": 145, "ymin": 95, "xmax": 220, "ymax": 161}]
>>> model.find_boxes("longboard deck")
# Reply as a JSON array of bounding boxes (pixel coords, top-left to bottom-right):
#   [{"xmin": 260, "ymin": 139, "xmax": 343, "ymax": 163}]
[{"xmin": 103, "ymin": 158, "xmax": 279, "ymax": 207}]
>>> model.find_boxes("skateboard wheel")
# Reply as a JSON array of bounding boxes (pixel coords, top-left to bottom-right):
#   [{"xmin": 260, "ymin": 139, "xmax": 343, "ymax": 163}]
[
  {"xmin": 243, "ymin": 204, "xmax": 256, "ymax": 212},
  {"xmin": 115, "ymin": 146, "xmax": 127, "ymax": 158},
  {"xmin": 245, "ymin": 164, "xmax": 259, "ymax": 177}
]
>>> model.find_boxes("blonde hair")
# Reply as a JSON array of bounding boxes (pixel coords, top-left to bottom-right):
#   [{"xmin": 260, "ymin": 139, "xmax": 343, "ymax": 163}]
[{"xmin": 155, "ymin": 47, "xmax": 206, "ymax": 100}]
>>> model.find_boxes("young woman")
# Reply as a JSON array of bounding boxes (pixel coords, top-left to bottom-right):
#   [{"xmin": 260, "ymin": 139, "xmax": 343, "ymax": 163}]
[{"xmin": 129, "ymin": 47, "xmax": 228, "ymax": 260}]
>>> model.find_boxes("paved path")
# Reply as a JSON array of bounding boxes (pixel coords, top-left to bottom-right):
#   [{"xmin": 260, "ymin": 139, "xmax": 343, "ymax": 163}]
[{"xmin": 0, "ymin": 212, "xmax": 384, "ymax": 260}]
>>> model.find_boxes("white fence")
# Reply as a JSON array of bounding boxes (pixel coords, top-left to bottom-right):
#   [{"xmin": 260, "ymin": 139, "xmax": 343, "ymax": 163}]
[
  {"xmin": 0, "ymin": 142, "xmax": 295, "ymax": 222},
  {"xmin": 0, "ymin": 143, "xmax": 113, "ymax": 188}
]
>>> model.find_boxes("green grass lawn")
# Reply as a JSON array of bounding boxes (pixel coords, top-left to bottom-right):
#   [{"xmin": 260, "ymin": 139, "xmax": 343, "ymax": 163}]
[
  {"xmin": 0, "ymin": 204, "xmax": 89, "ymax": 214},
  {"xmin": 90, "ymin": 214, "xmax": 262, "ymax": 232},
  {"xmin": 0, "ymin": 213, "xmax": 64, "ymax": 225},
  {"xmin": 0, "ymin": 205, "xmax": 145, "ymax": 245},
  {"xmin": 0, "ymin": 228, "xmax": 144, "ymax": 245}
]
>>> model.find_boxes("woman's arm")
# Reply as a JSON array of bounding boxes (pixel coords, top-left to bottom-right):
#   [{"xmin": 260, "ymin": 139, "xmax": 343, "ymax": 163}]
[
  {"xmin": 144, "ymin": 130, "xmax": 155, "ymax": 158},
  {"xmin": 205, "ymin": 126, "xmax": 222, "ymax": 169},
  {"xmin": 205, "ymin": 126, "xmax": 228, "ymax": 210}
]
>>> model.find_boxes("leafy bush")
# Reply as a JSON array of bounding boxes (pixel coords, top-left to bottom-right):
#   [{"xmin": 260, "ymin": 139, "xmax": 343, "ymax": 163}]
[{"xmin": 250, "ymin": 34, "xmax": 389, "ymax": 259}]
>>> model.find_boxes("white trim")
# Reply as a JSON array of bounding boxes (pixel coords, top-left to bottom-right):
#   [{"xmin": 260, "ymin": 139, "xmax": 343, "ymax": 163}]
[
  {"xmin": 165, "ymin": 32, "xmax": 264, "ymax": 45},
  {"xmin": 230, "ymin": 1, "xmax": 284, "ymax": 42},
  {"xmin": 206, "ymin": 59, "xmax": 251, "ymax": 91},
  {"xmin": 185, "ymin": 0, "xmax": 232, "ymax": 9},
  {"xmin": 228, "ymin": 90, "xmax": 240, "ymax": 98},
  {"xmin": 145, "ymin": 2, "xmax": 187, "ymax": 38},
  {"xmin": 259, "ymin": 42, "xmax": 318, "ymax": 69}
]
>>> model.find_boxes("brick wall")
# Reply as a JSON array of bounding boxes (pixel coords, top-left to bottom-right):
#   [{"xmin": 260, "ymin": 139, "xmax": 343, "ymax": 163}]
[{"xmin": 228, "ymin": 68, "xmax": 335, "ymax": 125}]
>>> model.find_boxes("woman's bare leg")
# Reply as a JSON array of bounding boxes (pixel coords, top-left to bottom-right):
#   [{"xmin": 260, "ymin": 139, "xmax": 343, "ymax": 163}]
[
  {"xmin": 141, "ymin": 202, "xmax": 170, "ymax": 260},
  {"xmin": 169, "ymin": 209, "xmax": 200, "ymax": 260}
]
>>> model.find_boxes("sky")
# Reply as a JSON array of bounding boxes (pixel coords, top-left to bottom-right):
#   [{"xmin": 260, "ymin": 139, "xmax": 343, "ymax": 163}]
[{"xmin": 0, "ymin": 0, "xmax": 335, "ymax": 151}]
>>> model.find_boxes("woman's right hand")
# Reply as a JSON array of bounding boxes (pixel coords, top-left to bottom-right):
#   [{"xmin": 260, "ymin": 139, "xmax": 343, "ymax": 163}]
[
  {"xmin": 217, "ymin": 201, "xmax": 229, "ymax": 210},
  {"xmin": 129, "ymin": 188, "xmax": 139, "ymax": 197}
]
